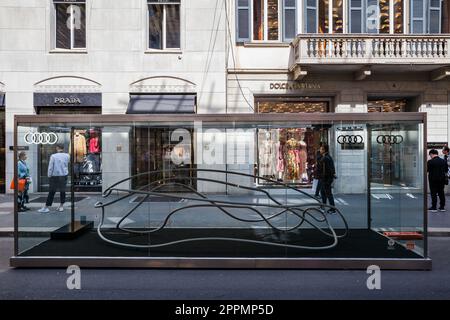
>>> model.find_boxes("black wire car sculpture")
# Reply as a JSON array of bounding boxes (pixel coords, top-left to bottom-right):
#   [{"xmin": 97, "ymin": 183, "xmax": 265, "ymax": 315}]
[{"xmin": 95, "ymin": 169, "xmax": 348, "ymax": 250}]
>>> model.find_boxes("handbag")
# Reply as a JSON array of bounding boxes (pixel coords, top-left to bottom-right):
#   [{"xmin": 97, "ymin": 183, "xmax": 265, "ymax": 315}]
[{"xmin": 10, "ymin": 178, "xmax": 27, "ymax": 192}]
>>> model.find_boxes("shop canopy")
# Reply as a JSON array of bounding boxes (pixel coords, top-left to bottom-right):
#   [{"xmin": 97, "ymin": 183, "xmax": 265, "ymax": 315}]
[{"xmin": 127, "ymin": 94, "xmax": 196, "ymax": 114}]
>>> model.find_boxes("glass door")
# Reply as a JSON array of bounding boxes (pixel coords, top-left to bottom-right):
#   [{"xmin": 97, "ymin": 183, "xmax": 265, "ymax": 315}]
[{"xmin": 369, "ymin": 123, "xmax": 425, "ymax": 255}]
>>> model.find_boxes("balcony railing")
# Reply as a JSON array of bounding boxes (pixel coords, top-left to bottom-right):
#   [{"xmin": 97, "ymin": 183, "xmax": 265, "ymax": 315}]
[{"xmin": 291, "ymin": 34, "xmax": 450, "ymax": 64}]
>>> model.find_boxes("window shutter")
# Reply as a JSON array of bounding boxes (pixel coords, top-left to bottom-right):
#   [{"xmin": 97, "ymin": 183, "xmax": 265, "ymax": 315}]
[
  {"xmin": 236, "ymin": 0, "xmax": 251, "ymax": 42},
  {"xmin": 411, "ymin": 0, "xmax": 426, "ymax": 33},
  {"xmin": 428, "ymin": 0, "xmax": 442, "ymax": 33},
  {"xmin": 283, "ymin": 0, "xmax": 297, "ymax": 41},
  {"xmin": 305, "ymin": 0, "xmax": 318, "ymax": 33},
  {"xmin": 349, "ymin": 0, "xmax": 364, "ymax": 33}
]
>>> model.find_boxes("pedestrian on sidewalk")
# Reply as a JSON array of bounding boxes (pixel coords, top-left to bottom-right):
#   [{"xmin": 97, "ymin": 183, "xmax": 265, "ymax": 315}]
[
  {"xmin": 427, "ymin": 149, "xmax": 447, "ymax": 212},
  {"xmin": 38, "ymin": 144, "xmax": 70, "ymax": 213},
  {"xmin": 317, "ymin": 143, "xmax": 337, "ymax": 214},
  {"xmin": 313, "ymin": 142, "xmax": 323, "ymax": 199},
  {"xmin": 17, "ymin": 151, "xmax": 31, "ymax": 212}
]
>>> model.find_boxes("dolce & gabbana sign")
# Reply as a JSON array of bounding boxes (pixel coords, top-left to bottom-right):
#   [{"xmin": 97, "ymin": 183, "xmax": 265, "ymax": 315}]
[
  {"xmin": 269, "ymin": 82, "xmax": 321, "ymax": 90},
  {"xmin": 34, "ymin": 92, "xmax": 102, "ymax": 108}
]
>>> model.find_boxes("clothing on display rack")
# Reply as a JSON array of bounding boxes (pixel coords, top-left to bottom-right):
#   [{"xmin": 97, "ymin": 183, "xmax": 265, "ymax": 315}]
[
  {"xmin": 73, "ymin": 131, "xmax": 87, "ymax": 163},
  {"xmin": 88, "ymin": 129, "xmax": 101, "ymax": 153}
]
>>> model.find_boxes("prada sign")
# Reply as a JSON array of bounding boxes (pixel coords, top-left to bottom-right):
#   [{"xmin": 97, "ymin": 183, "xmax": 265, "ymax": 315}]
[{"xmin": 34, "ymin": 93, "xmax": 101, "ymax": 108}]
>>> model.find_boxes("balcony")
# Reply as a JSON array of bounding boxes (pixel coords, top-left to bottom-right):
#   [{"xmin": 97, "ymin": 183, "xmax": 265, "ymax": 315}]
[{"xmin": 290, "ymin": 34, "xmax": 450, "ymax": 80}]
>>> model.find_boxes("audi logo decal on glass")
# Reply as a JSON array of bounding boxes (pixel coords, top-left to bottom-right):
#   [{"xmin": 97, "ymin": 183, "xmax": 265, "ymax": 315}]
[
  {"xmin": 337, "ymin": 135, "xmax": 364, "ymax": 144},
  {"xmin": 376, "ymin": 135, "xmax": 403, "ymax": 145},
  {"xmin": 24, "ymin": 132, "xmax": 58, "ymax": 145}
]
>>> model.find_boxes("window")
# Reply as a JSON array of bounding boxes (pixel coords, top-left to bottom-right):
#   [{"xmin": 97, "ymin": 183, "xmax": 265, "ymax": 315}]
[
  {"xmin": 236, "ymin": 0, "xmax": 297, "ymax": 42},
  {"xmin": 305, "ymin": 0, "xmax": 343, "ymax": 34},
  {"xmin": 349, "ymin": 0, "xmax": 394, "ymax": 33},
  {"xmin": 410, "ymin": 0, "xmax": 443, "ymax": 33},
  {"xmin": 148, "ymin": 0, "xmax": 181, "ymax": 50},
  {"xmin": 54, "ymin": 0, "xmax": 86, "ymax": 50}
]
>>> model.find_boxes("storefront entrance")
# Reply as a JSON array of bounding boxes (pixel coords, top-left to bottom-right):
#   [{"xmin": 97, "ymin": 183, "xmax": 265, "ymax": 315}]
[{"xmin": 132, "ymin": 127, "xmax": 196, "ymax": 191}]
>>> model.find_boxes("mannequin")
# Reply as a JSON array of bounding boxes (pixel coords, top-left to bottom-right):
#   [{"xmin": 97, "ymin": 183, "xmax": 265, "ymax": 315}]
[
  {"xmin": 285, "ymin": 133, "xmax": 300, "ymax": 181},
  {"xmin": 259, "ymin": 130, "xmax": 276, "ymax": 178}
]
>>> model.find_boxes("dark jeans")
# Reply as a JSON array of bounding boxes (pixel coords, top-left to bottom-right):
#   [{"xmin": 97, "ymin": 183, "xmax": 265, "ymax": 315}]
[
  {"xmin": 429, "ymin": 179, "xmax": 445, "ymax": 209},
  {"xmin": 45, "ymin": 176, "xmax": 67, "ymax": 207},
  {"xmin": 320, "ymin": 180, "xmax": 335, "ymax": 207},
  {"xmin": 314, "ymin": 179, "xmax": 322, "ymax": 197}
]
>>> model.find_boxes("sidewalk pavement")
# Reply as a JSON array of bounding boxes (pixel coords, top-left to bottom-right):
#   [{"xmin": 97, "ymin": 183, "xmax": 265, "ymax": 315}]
[{"xmin": 1, "ymin": 193, "xmax": 450, "ymax": 236}]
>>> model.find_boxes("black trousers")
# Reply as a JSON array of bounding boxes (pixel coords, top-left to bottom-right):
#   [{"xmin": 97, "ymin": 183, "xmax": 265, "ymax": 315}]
[
  {"xmin": 320, "ymin": 180, "xmax": 335, "ymax": 207},
  {"xmin": 45, "ymin": 176, "xmax": 67, "ymax": 207},
  {"xmin": 429, "ymin": 179, "xmax": 445, "ymax": 209},
  {"xmin": 314, "ymin": 179, "xmax": 322, "ymax": 197}
]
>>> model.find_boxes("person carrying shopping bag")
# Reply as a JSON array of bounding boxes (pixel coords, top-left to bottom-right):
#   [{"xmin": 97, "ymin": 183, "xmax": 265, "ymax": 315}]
[{"xmin": 17, "ymin": 151, "xmax": 31, "ymax": 212}]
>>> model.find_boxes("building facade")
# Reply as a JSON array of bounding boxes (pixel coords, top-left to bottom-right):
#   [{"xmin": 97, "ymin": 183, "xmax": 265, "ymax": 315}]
[{"xmin": 0, "ymin": 0, "xmax": 449, "ymax": 195}]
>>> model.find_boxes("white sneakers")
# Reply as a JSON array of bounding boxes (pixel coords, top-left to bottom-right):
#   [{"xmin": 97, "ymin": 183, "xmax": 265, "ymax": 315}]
[{"xmin": 37, "ymin": 206, "xmax": 64, "ymax": 213}]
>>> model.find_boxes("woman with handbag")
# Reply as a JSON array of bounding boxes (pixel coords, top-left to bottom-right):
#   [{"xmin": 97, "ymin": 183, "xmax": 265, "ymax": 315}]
[{"xmin": 17, "ymin": 151, "xmax": 31, "ymax": 212}]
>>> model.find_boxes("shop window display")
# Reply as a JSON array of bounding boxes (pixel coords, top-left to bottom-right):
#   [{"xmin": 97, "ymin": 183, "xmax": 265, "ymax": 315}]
[
  {"xmin": 72, "ymin": 128, "xmax": 102, "ymax": 191},
  {"xmin": 258, "ymin": 128, "xmax": 325, "ymax": 185}
]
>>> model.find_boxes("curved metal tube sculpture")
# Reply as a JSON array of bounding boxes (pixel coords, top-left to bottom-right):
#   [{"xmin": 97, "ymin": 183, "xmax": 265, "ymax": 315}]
[{"xmin": 95, "ymin": 168, "xmax": 348, "ymax": 250}]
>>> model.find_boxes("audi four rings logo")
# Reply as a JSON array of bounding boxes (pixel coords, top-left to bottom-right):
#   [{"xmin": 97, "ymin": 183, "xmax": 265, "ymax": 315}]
[
  {"xmin": 337, "ymin": 135, "xmax": 364, "ymax": 144},
  {"xmin": 24, "ymin": 132, "xmax": 58, "ymax": 145},
  {"xmin": 376, "ymin": 135, "xmax": 403, "ymax": 145}
]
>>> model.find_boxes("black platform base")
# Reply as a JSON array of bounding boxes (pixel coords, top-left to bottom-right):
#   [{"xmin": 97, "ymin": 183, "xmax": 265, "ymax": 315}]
[{"xmin": 50, "ymin": 221, "xmax": 94, "ymax": 240}]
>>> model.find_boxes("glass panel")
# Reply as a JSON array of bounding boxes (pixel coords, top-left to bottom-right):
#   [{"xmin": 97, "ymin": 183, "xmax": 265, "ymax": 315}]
[
  {"xmin": 166, "ymin": 4, "xmax": 181, "ymax": 48},
  {"xmin": 370, "ymin": 123, "xmax": 424, "ymax": 257},
  {"xmin": 379, "ymin": 0, "xmax": 390, "ymax": 33},
  {"xmin": 319, "ymin": 0, "xmax": 329, "ymax": 33},
  {"xmin": 394, "ymin": 0, "xmax": 404, "ymax": 33},
  {"xmin": 238, "ymin": 9, "xmax": 250, "ymax": 40},
  {"xmin": 55, "ymin": 3, "xmax": 71, "ymax": 49},
  {"xmin": 0, "ymin": 109, "xmax": 4, "ymax": 193},
  {"xmin": 412, "ymin": 20, "xmax": 424, "ymax": 33},
  {"xmin": 267, "ymin": 0, "xmax": 279, "ymax": 40},
  {"xmin": 149, "ymin": 4, "xmax": 163, "ymax": 49},
  {"xmin": 306, "ymin": 8, "xmax": 317, "ymax": 33},
  {"xmin": 366, "ymin": 0, "xmax": 379, "ymax": 33},
  {"xmin": 332, "ymin": 0, "xmax": 343, "ymax": 33},
  {"xmin": 429, "ymin": 10, "xmax": 441, "ymax": 33},
  {"xmin": 15, "ymin": 117, "xmax": 425, "ymax": 261},
  {"xmin": 253, "ymin": 0, "xmax": 264, "ymax": 40},
  {"xmin": 412, "ymin": 0, "xmax": 423, "ymax": 18},
  {"xmin": 350, "ymin": 9, "xmax": 362, "ymax": 33},
  {"xmin": 284, "ymin": 8, "xmax": 296, "ymax": 39},
  {"xmin": 73, "ymin": 4, "xmax": 86, "ymax": 48}
]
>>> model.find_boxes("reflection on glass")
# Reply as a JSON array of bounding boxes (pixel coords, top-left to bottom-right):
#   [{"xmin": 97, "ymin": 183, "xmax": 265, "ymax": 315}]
[
  {"xmin": 56, "ymin": 3, "xmax": 71, "ymax": 49},
  {"xmin": 394, "ymin": 0, "xmax": 404, "ymax": 33},
  {"xmin": 0, "ymin": 108, "xmax": 4, "ymax": 193},
  {"xmin": 333, "ymin": 0, "xmax": 343, "ymax": 33},
  {"xmin": 253, "ymin": 0, "xmax": 264, "ymax": 40},
  {"xmin": 149, "ymin": 4, "xmax": 163, "ymax": 49},
  {"xmin": 166, "ymin": 4, "xmax": 180, "ymax": 48},
  {"xmin": 267, "ymin": 0, "xmax": 279, "ymax": 40},
  {"xmin": 319, "ymin": 0, "xmax": 329, "ymax": 33},
  {"xmin": 73, "ymin": 4, "xmax": 86, "ymax": 48}
]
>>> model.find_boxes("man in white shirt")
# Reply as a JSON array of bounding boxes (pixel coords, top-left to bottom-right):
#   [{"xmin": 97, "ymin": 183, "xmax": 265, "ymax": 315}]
[{"xmin": 38, "ymin": 144, "xmax": 70, "ymax": 213}]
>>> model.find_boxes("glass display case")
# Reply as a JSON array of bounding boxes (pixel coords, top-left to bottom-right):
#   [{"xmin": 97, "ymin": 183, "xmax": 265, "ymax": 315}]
[{"xmin": 10, "ymin": 113, "xmax": 429, "ymax": 269}]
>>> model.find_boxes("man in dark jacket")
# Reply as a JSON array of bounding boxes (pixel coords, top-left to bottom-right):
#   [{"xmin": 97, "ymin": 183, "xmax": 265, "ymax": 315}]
[
  {"xmin": 427, "ymin": 149, "xmax": 447, "ymax": 212},
  {"xmin": 318, "ymin": 144, "xmax": 336, "ymax": 214}
]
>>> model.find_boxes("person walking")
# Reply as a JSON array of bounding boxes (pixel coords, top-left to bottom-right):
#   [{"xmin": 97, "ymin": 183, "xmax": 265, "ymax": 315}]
[
  {"xmin": 313, "ymin": 142, "xmax": 323, "ymax": 198},
  {"xmin": 38, "ymin": 144, "xmax": 70, "ymax": 213},
  {"xmin": 317, "ymin": 143, "xmax": 337, "ymax": 214},
  {"xmin": 17, "ymin": 151, "xmax": 31, "ymax": 212},
  {"xmin": 427, "ymin": 149, "xmax": 447, "ymax": 212}
]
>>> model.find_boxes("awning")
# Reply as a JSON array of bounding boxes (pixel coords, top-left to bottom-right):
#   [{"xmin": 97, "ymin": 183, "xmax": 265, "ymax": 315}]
[
  {"xmin": 127, "ymin": 94, "xmax": 196, "ymax": 114},
  {"xmin": 0, "ymin": 93, "xmax": 4, "ymax": 108}
]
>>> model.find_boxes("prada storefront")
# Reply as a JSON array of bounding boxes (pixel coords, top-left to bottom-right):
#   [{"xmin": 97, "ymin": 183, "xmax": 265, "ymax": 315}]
[
  {"xmin": 33, "ymin": 92, "xmax": 102, "ymax": 192},
  {"xmin": 11, "ymin": 113, "xmax": 430, "ymax": 270}
]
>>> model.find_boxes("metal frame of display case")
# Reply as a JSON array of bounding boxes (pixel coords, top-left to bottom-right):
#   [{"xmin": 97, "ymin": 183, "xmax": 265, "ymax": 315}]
[{"xmin": 11, "ymin": 112, "xmax": 430, "ymax": 270}]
